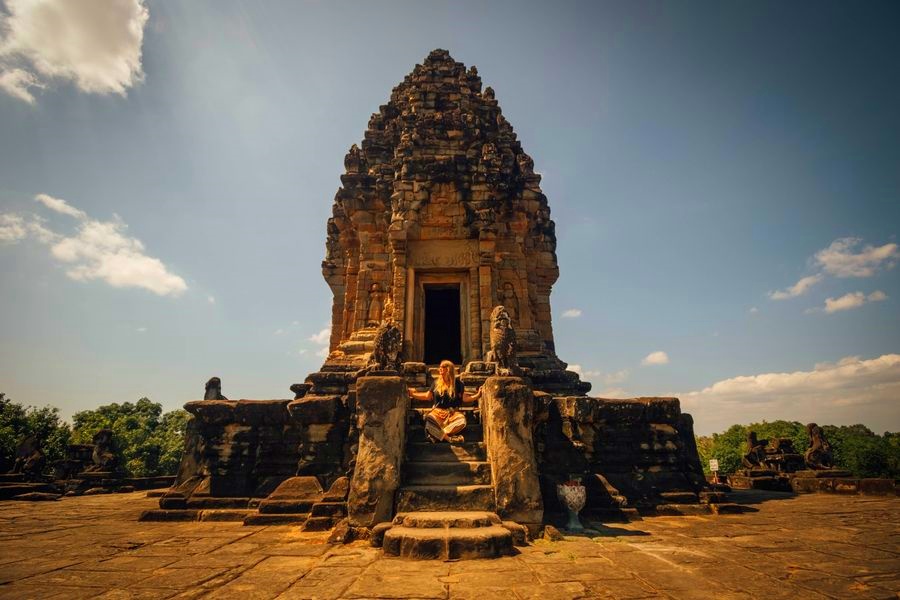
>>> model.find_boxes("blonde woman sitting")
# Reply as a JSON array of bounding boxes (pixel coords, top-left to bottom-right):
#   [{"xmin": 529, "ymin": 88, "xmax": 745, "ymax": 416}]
[{"xmin": 408, "ymin": 360, "xmax": 482, "ymax": 443}]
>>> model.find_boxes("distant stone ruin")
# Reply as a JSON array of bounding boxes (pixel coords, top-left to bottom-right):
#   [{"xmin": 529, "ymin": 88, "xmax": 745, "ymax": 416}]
[{"xmin": 145, "ymin": 49, "xmax": 716, "ymax": 556}]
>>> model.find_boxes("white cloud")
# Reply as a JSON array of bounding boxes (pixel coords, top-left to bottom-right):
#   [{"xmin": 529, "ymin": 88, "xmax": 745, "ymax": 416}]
[
  {"xmin": 35, "ymin": 193, "xmax": 86, "ymax": 219},
  {"xmin": 822, "ymin": 290, "xmax": 888, "ymax": 314},
  {"xmin": 597, "ymin": 387, "xmax": 629, "ymax": 398},
  {"xmin": 815, "ymin": 237, "xmax": 898, "ymax": 278},
  {"xmin": 769, "ymin": 274, "xmax": 822, "ymax": 300},
  {"xmin": 603, "ymin": 369, "xmax": 629, "ymax": 385},
  {"xmin": 561, "ymin": 308, "xmax": 582, "ymax": 318},
  {"xmin": 0, "ymin": 213, "xmax": 27, "ymax": 243},
  {"xmin": 749, "ymin": 306, "xmax": 759, "ymax": 314},
  {"xmin": 207, "ymin": 295, "xmax": 216, "ymax": 304},
  {"xmin": 274, "ymin": 329, "xmax": 284, "ymax": 335},
  {"xmin": 642, "ymin": 351, "xmax": 669, "ymax": 366},
  {"xmin": 136, "ymin": 327, "xmax": 147, "ymax": 333},
  {"xmin": 0, "ymin": 67, "xmax": 41, "ymax": 103},
  {"xmin": 1, "ymin": 195, "xmax": 186, "ymax": 297},
  {"xmin": 309, "ymin": 326, "xmax": 331, "ymax": 345},
  {"xmin": 679, "ymin": 354, "xmax": 900, "ymax": 435},
  {"xmin": 316, "ymin": 346, "xmax": 329, "ymax": 358},
  {"xmin": 0, "ymin": 0, "xmax": 148, "ymax": 102}
]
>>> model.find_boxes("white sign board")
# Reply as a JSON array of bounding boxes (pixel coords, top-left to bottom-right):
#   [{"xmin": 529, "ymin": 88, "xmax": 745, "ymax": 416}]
[{"xmin": 708, "ymin": 459, "xmax": 719, "ymax": 472}]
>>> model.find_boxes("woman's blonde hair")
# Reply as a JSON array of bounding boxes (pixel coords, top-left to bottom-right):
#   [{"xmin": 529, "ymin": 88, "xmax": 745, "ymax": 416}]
[{"xmin": 433, "ymin": 360, "xmax": 457, "ymax": 396}]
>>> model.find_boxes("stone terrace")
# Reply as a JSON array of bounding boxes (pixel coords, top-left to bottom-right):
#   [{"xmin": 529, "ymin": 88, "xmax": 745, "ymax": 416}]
[{"xmin": 0, "ymin": 492, "xmax": 897, "ymax": 599}]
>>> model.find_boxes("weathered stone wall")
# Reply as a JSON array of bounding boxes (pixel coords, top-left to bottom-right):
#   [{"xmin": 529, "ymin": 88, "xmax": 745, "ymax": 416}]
[
  {"xmin": 535, "ymin": 396, "xmax": 706, "ymax": 512},
  {"xmin": 161, "ymin": 397, "xmax": 351, "ymax": 509}
]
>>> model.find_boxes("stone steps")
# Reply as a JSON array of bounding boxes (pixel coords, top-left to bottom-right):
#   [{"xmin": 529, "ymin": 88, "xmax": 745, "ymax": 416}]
[
  {"xmin": 382, "ymin": 511, "xmax": 513, "ymax": 560},
  {"xmin": 403, "ymin": 461, "xmax": 491, "ymax": 486},
  {"xmin": 396, "ymin": 484, "xmax": 495, "ymax": 512},
  {"xmin": 406, "ymin": 441, "xmax": 486, "ymax": 462},
  {"xmin": 406, "ymin": 423, "xmax": 483, "ymax": 444}
]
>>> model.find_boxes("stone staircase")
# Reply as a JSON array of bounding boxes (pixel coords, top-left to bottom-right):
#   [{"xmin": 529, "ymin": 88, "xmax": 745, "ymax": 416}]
[
  {"xmin": 380, "ymin": 367, "xmax": 515, "ymax": 558},
  {"xmin": 396, "ymin": 406, "xmax": 495, "ymax": 513}
]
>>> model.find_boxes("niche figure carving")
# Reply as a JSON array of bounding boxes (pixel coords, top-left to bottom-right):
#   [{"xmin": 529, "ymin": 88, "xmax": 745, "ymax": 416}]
[
  {"xmin": 204, "ymin": 377, "xmax": 227, "ymax": 400},
  {"xmin": 804, "ymin": 423, "xmax": 834, "ymax": 470},
  {"xmin": 498, "ymin": 282, "xmax": 519, "ymax": 323},
  {"xmin": 486, "ymin": 305, "xmax": 519, "ymax": 376},
  {"xmin": 366, "ymin": 283, "xmax": 384, "ymax": 327}
]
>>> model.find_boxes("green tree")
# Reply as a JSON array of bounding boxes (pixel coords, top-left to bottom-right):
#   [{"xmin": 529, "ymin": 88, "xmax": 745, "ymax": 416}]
[
  {"xmin": 0, "ymin": 393, "xmax": 71, "ymax": 471},
  {"xmin": 697, "ymin": 420, "xmax": 900, "ymax": 478},
  {"xmin": 72, "ymin": 398, "xmax": 187, "ymax": 477}
]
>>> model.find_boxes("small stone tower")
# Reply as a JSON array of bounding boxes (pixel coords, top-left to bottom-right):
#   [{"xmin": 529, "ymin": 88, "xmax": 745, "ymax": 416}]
[{"xmin": 322, "ymin": 49, "xmax": 587, "ymax": 395}]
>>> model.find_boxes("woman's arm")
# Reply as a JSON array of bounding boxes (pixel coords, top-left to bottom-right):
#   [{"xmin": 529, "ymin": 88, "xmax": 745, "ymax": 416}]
[
  {"xmin": 408, "ymin": 387, "xmax": 432, "ymax": 402},
  {"xmin": 462, "ymin": 386, "xmax": 483, "ymax": 403}
]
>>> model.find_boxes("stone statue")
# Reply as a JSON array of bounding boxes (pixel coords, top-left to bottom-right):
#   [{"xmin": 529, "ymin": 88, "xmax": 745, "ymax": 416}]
[
  {"xmin": 483, "ymin": 86, "xmax": 495, "ymax": 100},
  {"xmin": 366, "ymin": 283, "xmax": 384, "ymax": 327},
  {"xmin": 366, "ymin": 296, "xmax": 402, "ymax": 373},
  {"xmin": 290, "ymin": 383, "xmax": 309, "ymax": 400},
  {"xmin": 486, "ymin": 305, "xmax": 519, "ymax": 376},
  {"xmin": 499, "ymin": 282, "xmax": 519, "ymax": 323},
  {"xmin": 10, "ymin": 436, "xmax": 45, "ymax": 478},
  {"xmin": 84, "ymin": 429, "xmax": 119, "ymax": 473},
  {"xmin": 741, "ymin": 431, "xmax": 768, "ymax": 469},
  {"xmin": 804, "ymin": 423, "xmax": 834, "ymax": 470},
  {"xmin": 517, "ymin": 152, "xmax": 534, "ymax": 176},
  {"xmin": 344, "ymin": 143, "xmax": 363, "ymax": 174},
  {"xmin": 204, "ymin": 377, "xmax": 227, "ymax": 400}
]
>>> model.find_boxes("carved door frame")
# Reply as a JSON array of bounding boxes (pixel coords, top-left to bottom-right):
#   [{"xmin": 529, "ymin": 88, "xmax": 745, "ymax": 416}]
[{"xmin": 405, "ymin": 270, "xmax": 471, "ymax": 365}]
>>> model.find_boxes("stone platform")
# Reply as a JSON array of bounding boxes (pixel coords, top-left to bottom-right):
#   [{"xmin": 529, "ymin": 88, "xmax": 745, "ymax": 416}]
[{"xmin": 1, "ymin": 490, "xmax": 898, "ymax": 599}]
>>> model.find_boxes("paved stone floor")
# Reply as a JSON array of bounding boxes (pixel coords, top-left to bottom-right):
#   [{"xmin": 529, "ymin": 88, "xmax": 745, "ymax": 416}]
[{"xmin": 0, "ymin": 491, "xmax": 897, "ymax": 599}]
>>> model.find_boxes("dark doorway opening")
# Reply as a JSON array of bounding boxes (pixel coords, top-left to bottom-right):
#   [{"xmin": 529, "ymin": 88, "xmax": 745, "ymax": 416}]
[{"xmin": 424, "ymin": 285, "xmax": 461, "ymax": 365}]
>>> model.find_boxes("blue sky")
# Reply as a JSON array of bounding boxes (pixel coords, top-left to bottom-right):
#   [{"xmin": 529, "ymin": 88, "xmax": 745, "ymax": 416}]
[{"xmin": 1, "ymin": 0, "xmax": 898, "ymax": 435}]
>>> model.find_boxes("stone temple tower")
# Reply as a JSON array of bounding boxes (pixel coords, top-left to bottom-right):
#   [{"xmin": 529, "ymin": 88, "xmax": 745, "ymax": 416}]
[
  {"xmin": 150, "ymin": 51, "xmax": 709, "ymax": 546},
  {"xmin": 322, "ymin": 49, "xmax": 588, "ymax": 395}
]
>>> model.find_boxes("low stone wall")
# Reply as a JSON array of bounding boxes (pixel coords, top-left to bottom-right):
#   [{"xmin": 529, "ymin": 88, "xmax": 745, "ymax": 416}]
[
  {"xmin": 536, "ymin": 396, "xmax": 706, "ymax": 512},
  {"xmin": 161, "ymin": 397, "xmax": 352, "ymax": 509}
]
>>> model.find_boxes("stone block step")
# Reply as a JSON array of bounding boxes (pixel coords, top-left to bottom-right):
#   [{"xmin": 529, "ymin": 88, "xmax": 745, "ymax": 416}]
[
  {"xmin": 403, "ymin": 461, "xmax": 491, "ymax": 486},
  {"xmin": 198, "ymin": 509, "xmax": 255, "ymax": 522},
  {"xmin": 406, "ymin": 441, "xmax": 486, "ymax": 462},
  {"xmin": 396, "ymin": 484, "xmax": 495, "ymax": 512},
  {"xmin": 243, "ymin": 513, "xmax": 309, "ymax": 526},
  {"xmin": 407, "ymin": 424, "xmax": 483, "ymax": 443},
  {"xmin": 0, "ymin": 483, "xmax": 58, "ymax": 500},
  {"xmin": 658, "ymin": 491, "xmax": 700, "ymax": 504},
  {"xmin": 393, "ymin": 511, "xmax": 501, "ymax": 529},
  {"xmin": 139, "ymin": 509, "xmax": 200, "ymax": 522},
  {"xmin": 185, "ymin": 496, "xmax": 251, "ymax": 509},
  {"xmin": 383, "ymin": 525, "xmax": 513, "ymax": 560}
]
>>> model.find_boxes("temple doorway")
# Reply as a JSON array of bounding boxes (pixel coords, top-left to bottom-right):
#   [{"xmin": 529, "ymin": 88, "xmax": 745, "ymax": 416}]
[{"xmin": 423, "ymin": 284, "xmax": 462, "ymax": 365}]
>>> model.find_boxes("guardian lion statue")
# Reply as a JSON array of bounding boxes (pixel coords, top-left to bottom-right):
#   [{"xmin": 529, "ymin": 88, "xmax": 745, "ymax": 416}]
[
  {"xmin": 486, "ymin": 305, "xmax": 519, "ymax": 376},
  {"xmin": 366, "ymin": 296, "xmax": 402, "ymax": 373},
  {"xmin": 204, "ymin": 377, "xmax": 228, "ymax": 400},
  {"xmin": 804, "ymin": 423, "xmax": 834, "ymax": 470}
]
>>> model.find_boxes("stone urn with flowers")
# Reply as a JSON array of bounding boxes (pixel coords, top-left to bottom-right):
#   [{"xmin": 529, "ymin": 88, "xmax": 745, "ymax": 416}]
[{"xmin": 556, "ymin": 476, "xmax": 586, "ymax": 532}]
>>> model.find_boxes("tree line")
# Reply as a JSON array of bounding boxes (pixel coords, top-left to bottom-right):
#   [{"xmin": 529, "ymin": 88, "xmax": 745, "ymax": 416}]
[
  {"xmin": 0, "ymin": 393, "xmax": 187, "ymax": 477},
  {"xmin": 696, "ymin": 420, "xmax": 900, "ymax": 478}
]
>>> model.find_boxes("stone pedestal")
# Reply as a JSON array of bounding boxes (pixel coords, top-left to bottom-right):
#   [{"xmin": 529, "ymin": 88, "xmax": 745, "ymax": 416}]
[
  {"xmin": 347, "ymin": 376, "xmax": 408, "ymax": 527},
  {"xmin": 481, "ymin": 376, "xmax": 543, "ymax": 527}
]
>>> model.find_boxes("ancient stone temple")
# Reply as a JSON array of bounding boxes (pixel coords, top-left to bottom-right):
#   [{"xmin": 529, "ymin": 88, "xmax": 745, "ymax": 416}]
[
  {"xmin": 145, "ymin": 50, "xmax": 712, "ymax": 558},
  {"xmin": 321, "ymin": 49, "xmax": 587, "ymax": 395}
]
